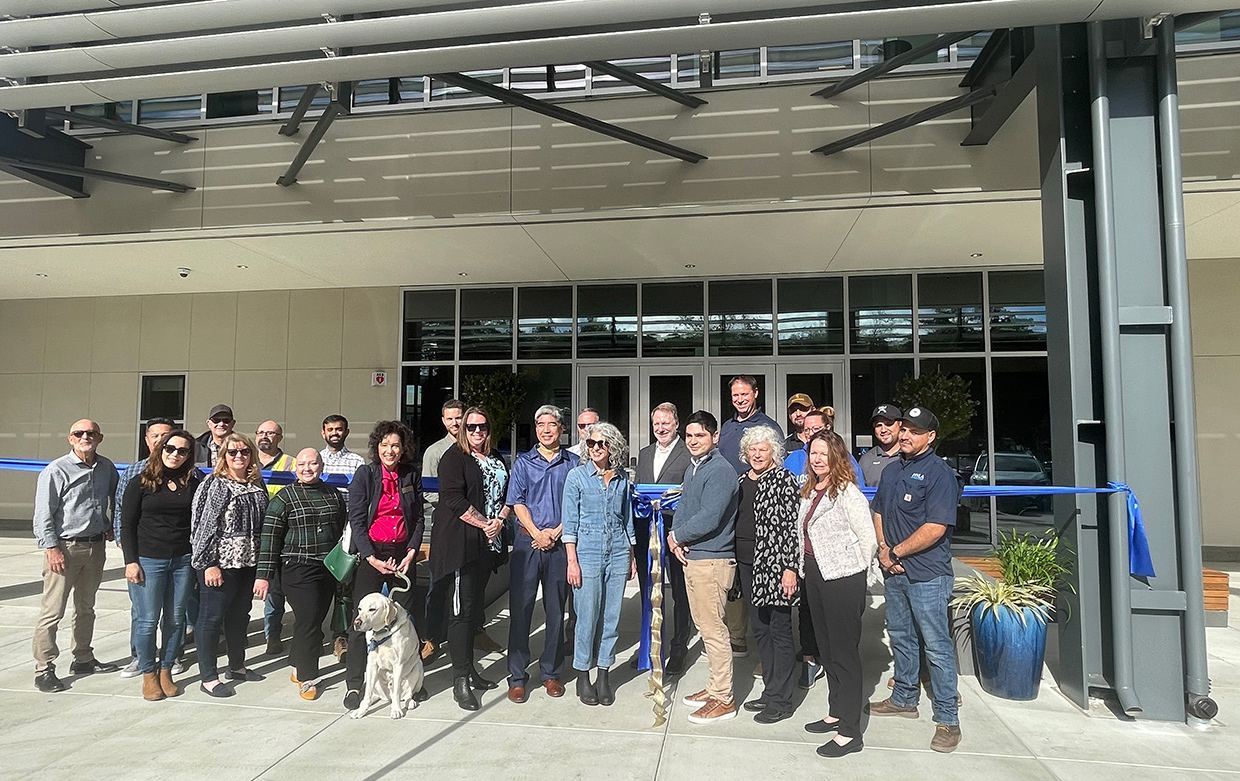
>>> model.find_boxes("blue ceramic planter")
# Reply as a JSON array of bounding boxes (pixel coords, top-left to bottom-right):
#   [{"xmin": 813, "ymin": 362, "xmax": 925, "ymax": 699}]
[{"xmin": 971, "ymin": 603, "xmax": 1048, "ymax": 700}]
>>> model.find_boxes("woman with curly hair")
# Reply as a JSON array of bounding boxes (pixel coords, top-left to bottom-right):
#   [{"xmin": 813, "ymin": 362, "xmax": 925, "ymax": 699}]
[
  {"xmin": 562, "ymin": 421, "xmax": 635, "ymax": 707},
  {"xmin": 429, "ymin": 406, "xmax": 510, "ymax": 711},
  {"xmin": 341, "ymin": 420, "xmax": 425, "ymax": 712},
  {"xmin": 798, "ymin": 430, "xmax": 877, "ymax": 758},
  {"xmin": 191, "ymin": 432, "xmax": 268, "ymax": 697},
  {"xmin": 121, "ymin": 428, "xmax": 201, "ymax": 701},
  {"xmin": 734, "ymin": 424, "xmax": 802, "ymax": 725}
]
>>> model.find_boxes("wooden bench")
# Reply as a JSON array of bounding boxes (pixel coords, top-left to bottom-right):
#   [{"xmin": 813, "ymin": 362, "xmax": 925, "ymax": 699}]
[{"xmin": 954, "ymin": 556, "xmax": 1230, "ymax": 625}]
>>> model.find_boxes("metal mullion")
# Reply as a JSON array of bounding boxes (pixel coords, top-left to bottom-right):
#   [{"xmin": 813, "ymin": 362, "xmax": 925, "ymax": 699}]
[
  {"xmin": 911, "ymin": 272, "xmax": 921, "ymax": 377},
  {"xmin": 636, "ymin": 282, "xmax": 644, "ymax": 359},
  {"xmin": 772, "ymin": 276, "xmax": 780, "ymax": 357},
  {"xmin": 702, "ymin": 278, "xmax": 711, "ymax": 358}
]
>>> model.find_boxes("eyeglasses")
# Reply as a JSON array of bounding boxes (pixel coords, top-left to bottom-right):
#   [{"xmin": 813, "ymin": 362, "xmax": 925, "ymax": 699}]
[
  {"xmin": 465, "ymin": 423, "xmax": 489, "ymax": 433},
  {"xmin": 163, "ymin": 444, "xmax": 192, "ymax": 457},
  {"xmin": 70, "ymin": 430, "xmax": 100, "ymax": 439},
  {"xmin": 577, "ymin": 423, "xmax": 590, "ymax": 429},
  {"xmin": 226, "ymin": 448, "xmax": 252, "ymax": 458},
  {"xmin": 585, "ymin": 439, "xmax": 608, "ymax": 450},
  {"xmin": 210, "ymin": 417, "xmax": 234, "ymax": 425}
]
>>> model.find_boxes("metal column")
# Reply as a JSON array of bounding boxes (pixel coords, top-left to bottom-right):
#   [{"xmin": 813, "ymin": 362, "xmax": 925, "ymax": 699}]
[{"xmin": 1036, "ymin": 19, "xmax": 1213, "ymax": 722}]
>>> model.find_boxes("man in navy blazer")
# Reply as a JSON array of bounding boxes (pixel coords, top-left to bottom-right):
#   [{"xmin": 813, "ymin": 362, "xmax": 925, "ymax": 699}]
[{"xmin": 634, "ymin": 402, "xmax": 693, "ymax": 674}]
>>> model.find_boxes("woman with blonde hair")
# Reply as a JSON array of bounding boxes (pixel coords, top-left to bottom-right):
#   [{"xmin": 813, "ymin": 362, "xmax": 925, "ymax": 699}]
[
  {"xmin": 562, "ymin": 421, "xmax": 635, "ymax": 706},
  {"xmin": 191, "ymin": 432, "xmax": 268, "ymax": 697},
  {"xmin": 798, "ymin": 430, "xmax": 877, "ymax": 757}
]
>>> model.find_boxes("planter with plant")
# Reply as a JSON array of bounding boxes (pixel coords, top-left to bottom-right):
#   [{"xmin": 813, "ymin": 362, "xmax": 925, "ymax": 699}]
[{"xmin": 951, "ymin": 530, "xmax": 1069, "ymax": 700}]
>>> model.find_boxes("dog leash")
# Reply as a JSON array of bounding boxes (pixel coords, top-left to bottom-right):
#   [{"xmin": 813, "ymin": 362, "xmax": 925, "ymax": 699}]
[{"xmin": 386, "ymin": 571, "xmax": 412, "ymax": 598}]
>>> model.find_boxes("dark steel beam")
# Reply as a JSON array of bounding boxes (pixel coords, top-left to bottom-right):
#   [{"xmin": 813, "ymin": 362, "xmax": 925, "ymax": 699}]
[
  {"xmin": 431, "ymin": 71, "xmax": 706, "ymax": 163},
  {"xmin": 276, "ymin": 101, "xmax": 345, "ymax": 186},
  {"xmin": 811, "ymin": 85, "xmax": 1000, "ymax": 156},
  {"xmin": 0, "ymin": 155, "xmax": 193, "ymax": 192},
  {"xmin": 44, "ymin": 108, "xmax": 196, "ymax": 144},
  {"xmin": 961, "ymin": 55, "xmax": 1036, "ymax": 146},
  {"xmin": 813, "ymin": 30, "xmax": 980, "ymax": 99},
  {"xmin": 584, "ymin": 60, "xmax": 707, "ymax": 108},
  {"xmin": 959, "ymin": 29, "xmax": 1010, "ymax": 88},
  {"xmin": 0, "ymin": 161, "xmax": 88, "ymax": 198},
  {"xmin": 278, "ymin": 82, "xmax": 322, "ymax": 137}
]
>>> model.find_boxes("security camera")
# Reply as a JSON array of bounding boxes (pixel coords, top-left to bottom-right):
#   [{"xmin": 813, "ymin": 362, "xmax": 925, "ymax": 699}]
[{"xmin": 177, "ymin": 267, "xmax": 191, "ymax": 278}]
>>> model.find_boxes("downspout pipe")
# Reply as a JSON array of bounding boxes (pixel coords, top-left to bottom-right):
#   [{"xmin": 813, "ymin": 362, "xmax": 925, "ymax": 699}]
[
  {"xmin": 1154, "ymin": 17, "xmax": 1217, "ymax": 720},
  {"xmin": 1086, "ymin": 20, "xmax": 1142, "ymax": 717}
]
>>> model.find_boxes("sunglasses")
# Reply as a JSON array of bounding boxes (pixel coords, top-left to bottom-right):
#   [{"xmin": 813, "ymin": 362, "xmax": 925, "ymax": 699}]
[
  {"xmin": 465, "ymin": 423, "xmax": 489, "ymax": 433},
  {"xmin": 585, "ymin": 438, "xmax": 608, "ymax": 450},
  {"xmin": 226, "ymin": 448, "xmax": 252, "ymax": 458},
  {"xmin": 210, "ymin": 417, "xmax": 234, "ymax": 425},
  {"xmin": 163, "ymin": 444, "xmax": 192, "ymax": 457},
  {"xmin": 71, "ymin": 430, "xmax": 100, "ymax": 439}
]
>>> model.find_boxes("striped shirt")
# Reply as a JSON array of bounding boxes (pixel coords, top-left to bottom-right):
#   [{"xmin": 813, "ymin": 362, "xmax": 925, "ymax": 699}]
[
  {"xmin": 321, "ymin": 446, "xmax": 365, "ymax": 477},
  {"xmin": 257, "ymin": 480, "xmax": 348, "ymax": 580}
]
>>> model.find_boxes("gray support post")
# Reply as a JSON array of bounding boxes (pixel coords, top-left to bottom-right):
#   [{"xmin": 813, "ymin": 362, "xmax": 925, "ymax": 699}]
[
  {"xmin": 1086, "ymin": 20, "xmax": 1141, "ymax": 717},
  {"xmin": 1154, "ymin": 18, "xmax": 1215, "ymax": 720}
]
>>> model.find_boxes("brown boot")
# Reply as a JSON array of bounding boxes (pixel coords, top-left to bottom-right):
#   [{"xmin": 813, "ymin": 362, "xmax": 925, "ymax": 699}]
[
  {"xmin": 159, "ymin": 668, "xmax": 179, "ymax": 698},
  {"xmin": 142, "ymin": 672, "xmax": 165, "ymax": 701}
]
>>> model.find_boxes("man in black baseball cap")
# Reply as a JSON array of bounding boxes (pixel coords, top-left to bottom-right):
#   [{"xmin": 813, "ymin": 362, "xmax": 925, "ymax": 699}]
[
  {"xmin": 195, "ymin": 403, "xmax": 235, "ymax": 468},
  {"xmin": 867, "ymin": 404, "xmax": 964, "ymax": 753},
  {"xmin": 859, "ymin": 404, "xmax": 903, "ymax": 487}
]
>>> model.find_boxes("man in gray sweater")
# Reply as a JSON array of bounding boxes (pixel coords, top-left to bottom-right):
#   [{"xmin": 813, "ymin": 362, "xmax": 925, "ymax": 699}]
[{"xmin": 667, "ymin": 410, "xmax": 740, "ymax": 724}]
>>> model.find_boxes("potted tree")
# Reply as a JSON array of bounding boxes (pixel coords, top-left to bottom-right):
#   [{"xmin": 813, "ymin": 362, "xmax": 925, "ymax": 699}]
[{"xmin": 951, "ymin": 530, "xmax": 1068, "ymax": 700}]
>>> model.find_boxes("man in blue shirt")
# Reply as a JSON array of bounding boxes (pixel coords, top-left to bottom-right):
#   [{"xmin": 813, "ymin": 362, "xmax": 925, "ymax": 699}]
[
  {"xmin": 868, "ymin": 407, "xmax": 964, "ymax": 754},
  {"xmin": 504, "ymin": 405, "xmax": 576, "ymax": 703}
]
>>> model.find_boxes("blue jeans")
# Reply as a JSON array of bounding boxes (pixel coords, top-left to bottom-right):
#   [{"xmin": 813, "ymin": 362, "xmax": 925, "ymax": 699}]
[
  {"xmin": 884, "ymin": 573, "xmax": 958, "ymax": 726},
  {"xmin": 263, "ymin": 566, "xmax": 285, "ymax": 640},
  {"xmin": 134, "ymin": 554, "xmax": 194, "ymax": 674},
  {"xmin": 572, "ymin": 528, "xmax": 630, "ymax": 671}
]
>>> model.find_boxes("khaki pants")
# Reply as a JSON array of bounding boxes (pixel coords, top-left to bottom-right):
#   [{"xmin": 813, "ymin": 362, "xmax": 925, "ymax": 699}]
[
  {"xmin": 33, "ymin": 541, "xmax": 106, "ymax": 672},
  {"xmin": 683, "ymin": 557, "xmax": 737, "ymax": 704}
]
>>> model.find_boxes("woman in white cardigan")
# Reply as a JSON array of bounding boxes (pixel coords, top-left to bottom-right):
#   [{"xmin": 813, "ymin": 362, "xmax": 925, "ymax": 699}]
[{"xmin": 796, "ymin": 430, "xmax": 878, "ymax": 759}]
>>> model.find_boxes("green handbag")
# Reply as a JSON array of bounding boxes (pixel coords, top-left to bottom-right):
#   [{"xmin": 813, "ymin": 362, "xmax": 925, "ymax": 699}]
[{"xmin": 324, "ymin": 525, "xmax": 359, "ymax": 582}]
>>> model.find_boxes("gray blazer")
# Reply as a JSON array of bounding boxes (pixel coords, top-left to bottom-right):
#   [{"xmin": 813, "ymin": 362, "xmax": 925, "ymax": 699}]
[{"xmin": 636, "ymin": 438, "xmax": 692, "ymax": 485}]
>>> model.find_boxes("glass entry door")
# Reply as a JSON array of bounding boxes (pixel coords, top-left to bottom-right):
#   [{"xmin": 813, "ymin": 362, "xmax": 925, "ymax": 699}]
[
  {"xmin": 637, "ymin": 366, "xmax": 705, "ymax": 450},
  {"xmin": 779, "ymin": 362, "xmax": 847, "ymax": 442},
  {"xmin": 576, "ymin": 367, "xmax": 639, "ymax": 460},
  {"xmin": 710, "ymin": 363, "xmax": 778, "ymax": 433}
]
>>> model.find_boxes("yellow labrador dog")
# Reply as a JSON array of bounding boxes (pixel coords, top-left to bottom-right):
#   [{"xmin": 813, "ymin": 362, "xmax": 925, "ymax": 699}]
[{"xmin": 349, "ymin": 592, "xmax": 425, "ymax": 719}]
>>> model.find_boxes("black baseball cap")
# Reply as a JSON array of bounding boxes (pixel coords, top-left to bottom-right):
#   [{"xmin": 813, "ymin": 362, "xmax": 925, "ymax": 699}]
[
  {"xmin": 208, "ymin": 404, "xmax": 234, "ymax": 421},
  {"xmin": 899, "ymin": 406, "xmax": 939, "ymax": 432},
  {"xmin": 870, "ymin": 404, "xmax": 902, "ymax": 423}
]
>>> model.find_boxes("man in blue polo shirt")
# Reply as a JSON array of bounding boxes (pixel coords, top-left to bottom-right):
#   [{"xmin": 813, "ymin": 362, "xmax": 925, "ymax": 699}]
[
  {"xmin": 504, "ymin": 404, "xmax": 576, "ymax": 704},
  {"xmin": 868, "ymin": 406, "xmax": 963, "ymax": 754}
]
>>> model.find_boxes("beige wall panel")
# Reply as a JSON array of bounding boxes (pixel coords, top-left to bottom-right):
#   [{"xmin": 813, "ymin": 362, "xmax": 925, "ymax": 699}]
[
  {"xmin": 232, "ymin": 370, "xmax": 287, "ymax": 437},
  {"xmin": 234, "ymin": 290, "xmax": 289, "ymax": 370},
  {"xmin": 184, "ymin": 370, "xmax": 235, "ymax": 428},
  {"xmin": 283, "ymin": 369, "xmax": 342, "ymax": 452},
  {"xmin": 139, "ymin": 294, "xmax": 193, "ymax": 371},
  {"xmin": 90, "ymin": 296, "xmax": 142, "ymax": 373},
  {"xmin": 38, "ymin": 370, "xmax": 89, "ymax": 459},
  {"xmin": 189, "ymin": 292, "xmax": 238, "ymax": 370},
  {"xmin": 0, "ymin": 374, "xmax": 44, "ymax": 433},
  {"xmin": 342, "ymin": 287, "xmax": 399, "ymax": 369},
  {"xmin": 340, "ymin": 368, "xmax": 399, "ymax": 441},
  {"xmin": 287, "ymin": 288, "xmax": 344, "ymax": 370},
  {"xmin": 44, "ymin": 298, "xmax": 96, "ymax": 373},
  {"xmin": 1177, "ymin": 53, "xmax": 1240, "ymax": 184},
  {"xmin": 1194, "ymin": 356, "xmax": 1240, "ymax": 547},
  {"xmin": 1185, "ymin": 193, "xmax": 1240, "ymax": 260},
  {"xmin": 0, "ymin": 299, "xmax": 47, "ymax": 374},
  {"xmin": 1187, "ymin": 257, "xmax": 1240, "ymax": 357},
  {"xmin": 87, "ymin": 372, "xmax": 139, "ymax": 435},
  {"xmin": 0, "ymin": 471, "xmax": 38, "ymax": 521}
]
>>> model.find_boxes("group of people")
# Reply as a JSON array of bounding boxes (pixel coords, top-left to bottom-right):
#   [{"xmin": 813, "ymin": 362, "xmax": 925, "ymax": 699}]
[{"xmin": 30, "ymin": 374, "xmax": 965, "ymax": 757}]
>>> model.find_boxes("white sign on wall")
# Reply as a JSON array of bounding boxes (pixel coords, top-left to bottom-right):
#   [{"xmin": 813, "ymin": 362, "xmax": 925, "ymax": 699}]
[{"xmin": 371, "ymin": 371, "xmax": 387, "ymax": 387}]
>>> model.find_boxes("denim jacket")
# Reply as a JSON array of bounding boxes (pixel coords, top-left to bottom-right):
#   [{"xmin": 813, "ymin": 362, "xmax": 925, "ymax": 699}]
[{"xmin": 560, "ymin": 464, "xmax": 635, "ymax": 547}]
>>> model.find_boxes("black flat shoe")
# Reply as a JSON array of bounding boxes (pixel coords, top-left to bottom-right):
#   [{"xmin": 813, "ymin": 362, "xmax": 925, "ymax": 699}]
[
  {"xmin": 596, "ymin": 669, "xmax": 614, "ymax": 707},
  {"xmin": 816, "ymin": 738, "xmax": 863, "ymax": 758},
  {"xmin": 35, "ymin": 670, "xmax": 66, "ymax": 693},
  {"xmin": 70, "ymin": 659, "xmax": 119, "ymax": 675},
  {"xmin": 665, "ymin": 654, "xmax": 686, "ymax": 676},
  {"xmin": 468, "ymin": 671, "xmax": 498, "ymax": 690},
  {"xmin": 742, "ymin": 699, "xmax": 768, "ymax": 713},
  {"xmin": 755, "ymin": 708, "xmax": 794, "ymax": 724},
  {"xmin": 226, "ymin": 669, "xmax": 264, "ymax": 682},
  {"xmin": 413, "ymin": 687, "xmax": 429, "ymax": 703},
  {"xmin": 343, "ymin": 689, "xmax": 362, "ymax": 710},
  {"xmin": 576, "ymin": 673, "xmax": 598, "ymax": 706},
  {"xmin": 454, "ymin": 677, "xmax": 479, "ymax": 711},
  {"xmin": 804, "ymin": 719, "xmax": 842, "ymax": 734},
  {"xmin": 199, "ymin": 682, "xmax": 234, "ymax": 698}
]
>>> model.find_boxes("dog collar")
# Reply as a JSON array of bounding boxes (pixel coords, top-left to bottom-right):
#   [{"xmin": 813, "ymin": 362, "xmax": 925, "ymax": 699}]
[{"xmin": 366, "ymin": 615, "xmax": 399, "ymax": 652}]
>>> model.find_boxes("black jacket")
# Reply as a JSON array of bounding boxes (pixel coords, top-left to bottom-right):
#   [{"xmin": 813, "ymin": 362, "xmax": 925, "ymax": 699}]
[
  {"xmin": 429, "ymin": 444, "xmax": 498, "ymax": 581},
  {"xmin": 347, "ymin": 462, "xmax": 425, "ymax": 561}
]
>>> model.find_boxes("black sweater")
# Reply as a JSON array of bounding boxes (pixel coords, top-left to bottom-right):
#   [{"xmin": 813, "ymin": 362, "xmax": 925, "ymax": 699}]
[{"xmin": 120, "ymin": 472, "xmax": 200, "ymax": 565}]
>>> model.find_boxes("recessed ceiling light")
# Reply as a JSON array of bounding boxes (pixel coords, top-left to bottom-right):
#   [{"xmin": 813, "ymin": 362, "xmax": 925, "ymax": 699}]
[
  {"xmin": 458, "ymin": 272, "xmax": 469, "ymax": 277},
  {"xmin": 684, "ymin": 264, "xmax": 697, "ymax": 269},
  {"xmin": 236, "ymin": 264, "xmax": 249, "ymax": 269},
  {"xmin": 970, "ymin": 252, "xmax": 984, "ymax": 258},
  {"xmin": 35, "ymin": 273, "xmax": 48, "ymax": 277}
]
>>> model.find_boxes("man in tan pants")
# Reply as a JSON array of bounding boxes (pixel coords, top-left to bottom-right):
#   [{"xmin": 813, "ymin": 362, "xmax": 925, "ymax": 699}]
[{"xmin": 32, "ymin": 419, "xmax": 120, "ymax": 692}]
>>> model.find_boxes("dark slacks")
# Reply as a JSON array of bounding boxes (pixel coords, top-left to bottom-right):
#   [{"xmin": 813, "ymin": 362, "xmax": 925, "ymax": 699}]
[
  {"xmin": 195, "ymin": 566, "xmax": 256, "ymax": 682},
  {"xmin": 507, "ymin": 532, "xmax": 569, "ymax": 685},
  {"xmin": 345, "ymin": 541, "xmax": 418, "ymax": 691},
  {"xmin": 438, "ymin": 560, "xmax": 487, "ymax": 679},
  {"xmin": 797, "ymin": 579, "xmax": 818, "ymax": 660},
  {"xmin": 804, "ymin": 566, "xmax": 867, "ymax": 739},
  {"xmin": 281, "ymin": 560, "xmax": 336, "ymax": 681},
  {"xmin": 736, "ymin": 562, "xmax": 797, "ymax": 710},
  {"xmin": 634, "ymin": 511, "xmax": 692, "ymax": 657}
]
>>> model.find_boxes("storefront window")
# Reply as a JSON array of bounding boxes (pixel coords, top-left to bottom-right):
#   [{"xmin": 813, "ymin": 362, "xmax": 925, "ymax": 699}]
[
  {"xmin": 708, "ymin": 279, "xmax": 773, "ymax": 356},
  {"xmin": 515, "ymin": 365, "xmax": 573, "ymax": 452},
  {"xmin": 990, "ymin": 270, "xmax": 1047, "ymax": 351},
  {"xmin": 920, "ymin": 357, "xmax": 988, "ymax": 544},
  {"xmin": 642, "ymin": 282, "xmax": 704, "ymax": 358},
  {"xmin": 577, "ymin": 284, "xmax": 638, "ymax": 358},
  {"xmin": 403, "ymin": 290, "xmax": 456, "ymax": 362},
  {"xmin": 517, "ymin": 286, "xmax": 572, "ymax": 359},
  {"xmin": 778, "ymin": 277, "xmax": 844, "ymax": 355},
  {"xmin": 402, "ymin": 365, "xmax": 455, "ymax": 454},
  {"xmin": 919, "ymin": 272, "xmax": 984, "ymax": 353},
  {"xmin": 991, "ymin": 356, "xmax": 1053, "ymax": 538},
  {"xmin": 848, "ymin": 358, "xmax": 914, "ymax": 457},
  {"xmin": 459, "ymin": 288, "xmax": 513, "ymax": 361},
  {"xmin": 850, "ymin": 275, "xmax": 913, "ymax": 354}
]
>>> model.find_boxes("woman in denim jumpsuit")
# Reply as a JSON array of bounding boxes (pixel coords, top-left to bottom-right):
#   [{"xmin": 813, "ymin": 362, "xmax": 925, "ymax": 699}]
[{"xmin": 562, "ymin": 422, "xmax": 636, "ymax": 706}]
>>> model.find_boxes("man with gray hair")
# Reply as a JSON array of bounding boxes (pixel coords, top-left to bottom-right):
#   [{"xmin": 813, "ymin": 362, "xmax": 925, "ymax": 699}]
[{"xmin": 503, "ymin": 404, "xmax": 576, "ymax": 703}]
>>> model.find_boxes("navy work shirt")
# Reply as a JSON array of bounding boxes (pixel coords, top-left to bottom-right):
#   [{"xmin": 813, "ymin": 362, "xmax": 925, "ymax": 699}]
[
  {"xmin": 718, "ymin": 410, "xmax": 785, "ymax": 475},
  {"xmin": 505, "ymin": 446, "xmax": 575, "ymax": 531},
  {"xmin": 873, "ymin": 447, "xmax": 962, "ymax": 582}
]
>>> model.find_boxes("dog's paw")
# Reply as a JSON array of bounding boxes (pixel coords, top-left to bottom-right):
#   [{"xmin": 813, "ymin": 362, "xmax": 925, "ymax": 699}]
[
  {"xmin": 390, "ymin": 707, "xmax": 405, "ymax": 720},
  {"xmin": 349, "ymin": 708, "xmax": 365, "ymax": 720}
]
